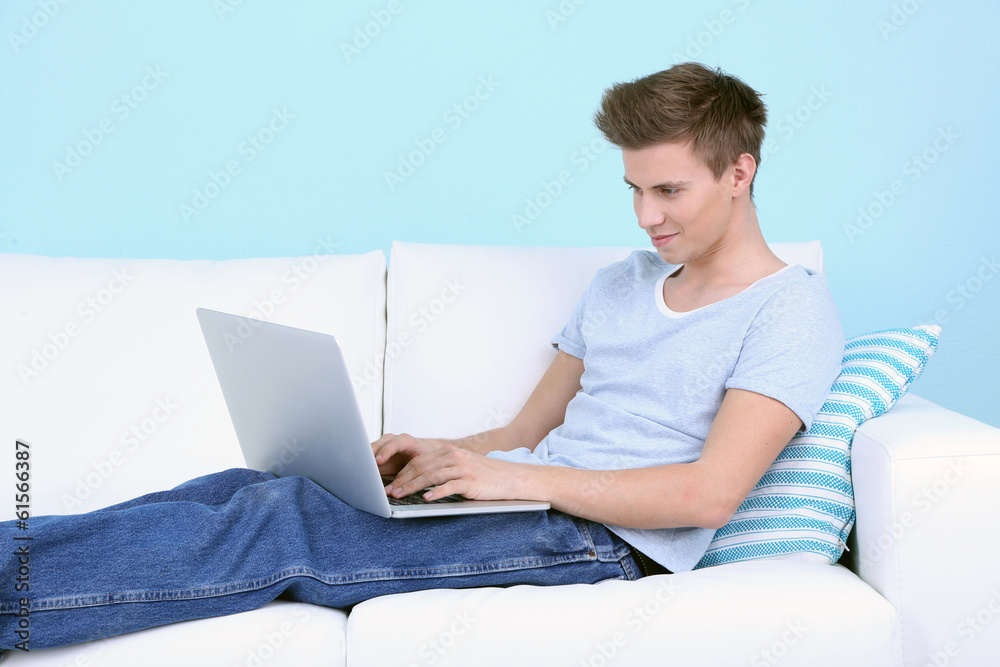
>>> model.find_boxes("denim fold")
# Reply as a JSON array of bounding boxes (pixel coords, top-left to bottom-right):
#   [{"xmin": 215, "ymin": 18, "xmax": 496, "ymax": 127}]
[{"xmin": 1, "ymin": 468, "xmax": 641, "ymax": 650}]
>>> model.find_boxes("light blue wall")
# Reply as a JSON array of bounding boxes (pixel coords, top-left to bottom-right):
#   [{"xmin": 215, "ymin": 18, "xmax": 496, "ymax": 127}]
[{"xmin": 2, "ymin": 1, "xmax": 997, "ymax": 427}]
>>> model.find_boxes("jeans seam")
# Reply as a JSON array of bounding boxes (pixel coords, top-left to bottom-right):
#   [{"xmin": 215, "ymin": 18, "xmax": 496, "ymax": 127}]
[
  {"xmin": 574, "ymin": 518, "xmax": 598, "ymax": 556},
  {"xmin": 579, "ymin": 519, "xmax": 635, "ymax": 563},
  {"xmin": 1, "ymin": 551, "xmax": 608, "ymax": 613},
  {"xmin": 575, "ymin": 519, "xmax": 641, "ymax": 580}
]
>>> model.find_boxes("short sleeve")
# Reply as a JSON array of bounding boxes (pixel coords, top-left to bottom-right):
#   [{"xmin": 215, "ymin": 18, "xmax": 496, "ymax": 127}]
[
  {"xmin": 724, "ymin": 276, "xmax": 844, "ymax": 431},
  {"xmin": 550, "ymin": 276, "xmax": 595, "ymax": 359}
]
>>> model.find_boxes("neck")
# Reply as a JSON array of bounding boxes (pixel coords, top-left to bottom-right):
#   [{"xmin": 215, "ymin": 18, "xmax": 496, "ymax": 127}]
[{"xmin": 673, "ymin": 200, "xmax": 784, "ymax": 288}]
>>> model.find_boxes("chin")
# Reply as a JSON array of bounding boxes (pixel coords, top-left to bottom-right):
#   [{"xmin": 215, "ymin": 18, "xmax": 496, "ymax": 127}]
[{"xmin": 655, "ymin": 247, "xmax": 683, "ymax": 265}]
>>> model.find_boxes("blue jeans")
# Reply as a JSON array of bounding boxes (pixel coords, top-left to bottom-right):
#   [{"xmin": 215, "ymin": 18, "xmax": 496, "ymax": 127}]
[{"xmin": 1, "ymin": 468, "xmax": 643, "ymax": 650}]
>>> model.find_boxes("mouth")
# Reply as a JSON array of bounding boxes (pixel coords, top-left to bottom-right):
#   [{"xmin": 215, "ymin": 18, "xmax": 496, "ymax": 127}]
[{"xmin": 650, "ymin": 233, "xmax": 677, "ymax": 248}]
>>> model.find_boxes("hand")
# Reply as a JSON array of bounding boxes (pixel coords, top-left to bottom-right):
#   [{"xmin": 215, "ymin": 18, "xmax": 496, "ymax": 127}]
[
  {"xmin": 371, "ymin": 433, "xmax": 445, "ymax": 478},
  {"xmin": 381, "ymin": 441, "xmax": 532, "ymax": 502}
]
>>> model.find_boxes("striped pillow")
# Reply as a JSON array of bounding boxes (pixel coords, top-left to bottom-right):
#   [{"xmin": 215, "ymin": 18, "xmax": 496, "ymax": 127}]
[{"xmin": 694, "ymin": 325, "xmax": 941, "ymax": 568}]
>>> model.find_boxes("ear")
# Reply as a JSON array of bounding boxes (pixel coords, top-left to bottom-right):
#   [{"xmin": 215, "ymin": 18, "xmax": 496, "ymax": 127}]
[{"xmin": 730, "ymin": 153, "xmax": 757, "ymax": 197}]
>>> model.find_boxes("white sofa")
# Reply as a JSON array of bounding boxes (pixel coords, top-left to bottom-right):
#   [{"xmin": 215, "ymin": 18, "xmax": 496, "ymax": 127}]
[{"xmin": 2, "ymin": 241, "xmax": 998, "ymax": 666}]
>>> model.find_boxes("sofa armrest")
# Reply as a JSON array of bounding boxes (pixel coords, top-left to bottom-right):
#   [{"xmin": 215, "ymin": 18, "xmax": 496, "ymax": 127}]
[{"xmin": 850, "ymin": 393, "xmax": 1000, "ymax": 667}]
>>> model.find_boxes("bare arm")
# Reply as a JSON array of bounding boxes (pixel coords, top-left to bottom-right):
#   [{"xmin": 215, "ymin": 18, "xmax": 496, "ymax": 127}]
[
  {"xmin": 454, "ymin": 349, "xmax": 584, "ymax": 454},
  {"xmin": 518, "ymin": 388, "xmax": 802, "ymax": 529},
  {"xmin": 387, "ymin": 387, "xmax": 802, "ymax": 530},
  {"xmin": 372, "ymin": 350, "xmax": 583, "ymax": 473}
]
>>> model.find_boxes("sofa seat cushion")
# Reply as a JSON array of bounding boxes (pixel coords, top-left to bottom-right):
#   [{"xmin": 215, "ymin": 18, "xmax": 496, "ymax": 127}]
[
  {"xmin": 0, "ymin": 251, "xmax": 386, "ymax": 518},
  {"xmin": 346, "ymin": 561, "xmax": 898, "ymax": 666},
  {"xmin": 0, "ymin": 601, "xmax": 347, "ymax": 667}
]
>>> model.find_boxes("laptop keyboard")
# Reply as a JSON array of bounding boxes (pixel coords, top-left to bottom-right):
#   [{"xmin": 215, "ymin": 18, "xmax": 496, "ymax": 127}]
[{"xmin": 388, "ymin": 491, "xmax": 464, "ymax": 506}]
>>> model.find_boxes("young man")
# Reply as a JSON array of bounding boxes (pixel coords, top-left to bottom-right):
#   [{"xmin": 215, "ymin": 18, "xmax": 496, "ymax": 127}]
[{"xmin": 1, "ymin": 62, "xmax": 843, "ymax": 650}]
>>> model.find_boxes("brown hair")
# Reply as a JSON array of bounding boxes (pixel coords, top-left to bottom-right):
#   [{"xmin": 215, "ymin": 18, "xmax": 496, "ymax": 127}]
[{"xmin": 594, "ymin": 62, "xmax": 767, "ymax": 195}]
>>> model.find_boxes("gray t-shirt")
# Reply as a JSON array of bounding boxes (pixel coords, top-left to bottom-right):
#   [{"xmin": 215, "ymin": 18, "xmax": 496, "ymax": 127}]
[{"xmin": 488, "ymin": 250, "xmax": 844, "ymax": 572}]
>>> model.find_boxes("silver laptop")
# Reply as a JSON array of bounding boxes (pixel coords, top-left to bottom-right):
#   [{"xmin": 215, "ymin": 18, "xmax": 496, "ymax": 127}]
[{"xmin": 196, "ymin": 308, "xmax": 550, "ymax": 518}]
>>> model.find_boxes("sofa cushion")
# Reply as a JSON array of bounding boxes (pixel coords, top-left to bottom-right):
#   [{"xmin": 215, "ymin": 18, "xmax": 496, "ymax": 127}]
[
  {"xmin": 0, "ymin": 602, "xmax": 347, "ymax": 667},
  {"xmin": 696, "ymin": 325, "xmax": 941, "ymax": 568},
  {"xmin": 382, "ymin": 241, "xmax": 823, "ymax": 438},
  {"xmin": 0, "ymin": 251, "xmax": 386, "ymax": 518},
  {"xmin": 346, "ymin": 560, "xmax": 898, "ymax": 666}
]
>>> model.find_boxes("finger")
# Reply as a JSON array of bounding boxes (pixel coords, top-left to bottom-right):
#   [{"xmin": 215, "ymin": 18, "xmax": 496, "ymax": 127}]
[
  {"xmin": 385, "ymin": 462, "xmax": 427, "ymax": 497},
  {"xmin": 372, "ymin": 439, "xmax": 398, "ymax": 462},
  {"xmin": 387, "ymin": 451, "xmax": 454, "ymax": 497},
  {"xmin": 373, "ymin": 435, "xmax": 412, "ymax": 463},
  {"xmin": 371, "ymin": 435, "xmax": 394, "ymax": 458},
  {"xmin": 423, "ymin": 479, "xmax": 464, "ymax": 501},
  {"xmin": 376, "ymin": 458, "xmax": 403, "ymax": 478}
]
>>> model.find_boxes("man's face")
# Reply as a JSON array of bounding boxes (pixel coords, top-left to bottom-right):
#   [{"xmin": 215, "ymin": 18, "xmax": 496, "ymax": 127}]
[{"xmin": 622, "ymin": 141, "xmax": 737, "ymax": 266}]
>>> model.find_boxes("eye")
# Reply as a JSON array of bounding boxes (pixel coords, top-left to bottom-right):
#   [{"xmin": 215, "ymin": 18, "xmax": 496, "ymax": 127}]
[
  {"xmin": 627, "ymin": 183, "xmax": 641, "ymax": 194},
  {"xmin": 660, "ymin": 188, "xmax": 678, "ymax": 196}
]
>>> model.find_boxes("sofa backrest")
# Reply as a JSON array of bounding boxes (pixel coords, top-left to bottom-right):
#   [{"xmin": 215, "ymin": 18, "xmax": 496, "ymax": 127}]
[
  {"xmin": 0, "ymin": 251, "xmax": 386, "ymax": 517},
  {"xmin": 383, "ymin": 241, "xmax": 823, "ymax": 439},
  {"xmin": 1, "ymin": 241, "xmax": 822, "ymax": 519}
]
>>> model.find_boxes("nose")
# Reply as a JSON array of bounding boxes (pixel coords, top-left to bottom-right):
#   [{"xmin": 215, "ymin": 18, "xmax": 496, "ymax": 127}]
[{"xmin": 634, "ymin": 195, "xmax": 663, "ymax": 231}]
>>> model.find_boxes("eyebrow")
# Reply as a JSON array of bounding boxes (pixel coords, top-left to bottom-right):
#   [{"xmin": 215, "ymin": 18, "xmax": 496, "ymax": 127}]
[{"xmin": 622, "ymin": 176, "xmax": 689, "ymax": 190}]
